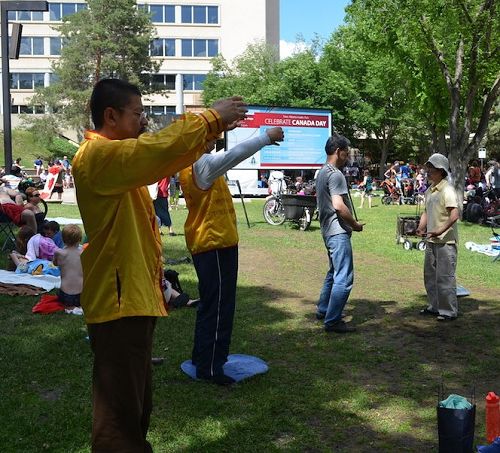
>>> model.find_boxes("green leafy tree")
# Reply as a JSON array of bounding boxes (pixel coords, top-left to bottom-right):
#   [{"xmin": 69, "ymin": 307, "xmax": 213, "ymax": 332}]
[
  {"xmin": 25, "ymin": 0, "xmax": 159, "ymax": 138},
  {"xmin": 345, "ymin": 0, "xmax": 500, "ymax": 200},
  {"xmin": 203, "ymin": 42, "xmax": 281, "ymax": 106},
  {"xmin": 320, "ymin": 24, "xmax": 413, "ymax": 175}
]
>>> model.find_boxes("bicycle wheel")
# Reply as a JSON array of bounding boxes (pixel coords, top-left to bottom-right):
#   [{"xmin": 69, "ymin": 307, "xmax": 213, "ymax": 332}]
[{"xmin": 263, "ymin": 197, "xmax": 285, "ymax": 225}]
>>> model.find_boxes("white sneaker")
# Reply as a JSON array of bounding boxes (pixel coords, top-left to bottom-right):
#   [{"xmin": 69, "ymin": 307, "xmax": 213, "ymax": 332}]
[{"xmin": 65, "ymin": 307, "xmax": 84, "ymax": 316}]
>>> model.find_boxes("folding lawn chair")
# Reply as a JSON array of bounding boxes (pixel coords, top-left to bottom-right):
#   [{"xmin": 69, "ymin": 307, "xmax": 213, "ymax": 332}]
[{"xmin": 0, "ymin": 210, "xmax": 17, "ymax": 252}]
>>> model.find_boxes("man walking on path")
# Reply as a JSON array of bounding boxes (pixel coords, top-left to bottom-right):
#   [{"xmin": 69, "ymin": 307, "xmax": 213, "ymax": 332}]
[
  {"xmin": 316, "ymin": 133, "xmax": 364, "ymax": 334},
  {"xmin": 72, "ymin": 78, "xmax": 247, "ymax": 452}
]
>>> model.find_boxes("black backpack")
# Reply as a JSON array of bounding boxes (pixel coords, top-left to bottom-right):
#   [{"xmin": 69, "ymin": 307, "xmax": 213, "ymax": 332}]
[{"xmin": 163, "ymin": 269, "xmax": 183, "ymax": 293}]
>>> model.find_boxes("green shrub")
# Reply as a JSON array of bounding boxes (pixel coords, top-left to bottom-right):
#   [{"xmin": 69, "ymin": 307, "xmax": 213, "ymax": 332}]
[{"xmin": 47, "ymin": 136, "xmax": 78, "ymax": 160}]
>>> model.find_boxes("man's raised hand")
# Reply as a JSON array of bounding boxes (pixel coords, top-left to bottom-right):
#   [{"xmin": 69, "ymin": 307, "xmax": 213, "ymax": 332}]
[
  {"xmin": 212, "ymin": 97, "xmax": 247, "ymax": 126},
  {"xmin": 266, "ymin": 127, "xmax": 285, "ymax": 146}
]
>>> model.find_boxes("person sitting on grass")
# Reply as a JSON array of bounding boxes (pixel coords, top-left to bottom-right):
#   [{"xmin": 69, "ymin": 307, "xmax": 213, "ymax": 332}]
[
  {"xmin": 163, "ymin": 278, "xmax": 199, "ymax": 309},
  {"xmin": 0, "ymin": 187, "xmax": 38, "ymax": 233},
  {"xmin": 9, "ymin": 225, "xmax": 36, "ymax": 266},
  {"xmin": 23, "ymin": 187, "xmax": 47, "ymax": 232},
  {"xmin": 53, "ymin": 224, "xmax": 84, "ymax": 315},
  {"xmin": 10, "ymin": 221, "xmax": 60, "ymax": 266}
]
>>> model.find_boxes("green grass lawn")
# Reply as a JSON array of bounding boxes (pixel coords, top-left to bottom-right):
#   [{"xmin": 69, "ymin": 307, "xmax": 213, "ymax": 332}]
[{"xmin": 0, "ymin": 199, "xmax": 498, "ymax": 452}]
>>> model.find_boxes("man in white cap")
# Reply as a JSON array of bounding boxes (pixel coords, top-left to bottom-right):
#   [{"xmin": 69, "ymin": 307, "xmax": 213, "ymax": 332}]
[{"xmin": 417, "ymin": 153, "xmax": 459, "ymax": 321}]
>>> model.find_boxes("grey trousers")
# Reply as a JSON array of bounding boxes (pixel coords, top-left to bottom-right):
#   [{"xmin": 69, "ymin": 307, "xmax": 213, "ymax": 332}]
[{"xmin": 424, "ymin": 242, "xmax": 458, "ymax": 317}]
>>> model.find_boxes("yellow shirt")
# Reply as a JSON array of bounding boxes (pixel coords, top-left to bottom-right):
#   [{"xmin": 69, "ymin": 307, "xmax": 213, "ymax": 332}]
[
  {"xmin": 73, "ymin": 110, "xmax": 223, "ymax": 324},
  {"xmin": 425, "ymin": 178, "xmax": 458, "ymax": 244},
  {"xmin": 179, "ymin": 165, "xmax": 238, "ymax": 255}
]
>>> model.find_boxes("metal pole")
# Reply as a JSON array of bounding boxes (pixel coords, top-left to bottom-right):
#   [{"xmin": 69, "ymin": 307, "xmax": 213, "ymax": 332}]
[
  {"xmin": 1, "ymin": 5, "xmax": 13, "ymax": 172},
  {"xmin": 236, "ymin": 180, "xmax": 250, "ymax": 228},
  {"xmin": 1, "ymin": 2, "xmax": 48, "ymax": 172}
]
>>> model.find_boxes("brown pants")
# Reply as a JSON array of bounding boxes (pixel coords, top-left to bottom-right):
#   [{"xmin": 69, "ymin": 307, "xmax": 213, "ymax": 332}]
[{"xmin": 88, "ymin": 317, "xmax": 157, "ymax": 453}]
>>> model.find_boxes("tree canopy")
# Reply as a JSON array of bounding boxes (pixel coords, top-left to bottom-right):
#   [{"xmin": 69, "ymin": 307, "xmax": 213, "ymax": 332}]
[
  {"xmin": 25, "ymin": 0, "xmax": 158, "ymax": 137},
  {"xmin": 203, "ymin": 0, "xmax": 500, "ymax": 190}
]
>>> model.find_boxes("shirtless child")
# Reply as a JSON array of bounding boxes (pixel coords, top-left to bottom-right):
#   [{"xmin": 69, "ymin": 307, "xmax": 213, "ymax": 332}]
[{"xmin": 53, "ymin": 224, "xmax": 83, "ymax": 314}]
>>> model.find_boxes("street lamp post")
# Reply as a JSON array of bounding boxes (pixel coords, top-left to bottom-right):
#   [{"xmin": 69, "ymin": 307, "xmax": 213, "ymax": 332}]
[{"xmin": 1, "ymin": 1, "xmax": 48, "ymax": 172}]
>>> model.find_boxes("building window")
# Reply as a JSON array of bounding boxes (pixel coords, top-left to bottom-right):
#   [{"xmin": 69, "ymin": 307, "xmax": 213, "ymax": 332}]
[
  {"xmin": 20, "ymin": 37, "xmax": 44, "ymax": 56},
  {"xmin": 10, "ymin": 73, "xmax": 46, "ymax": 90},
  {"xmin": 146, "ymin": 4, "xmax": 175, "ymax": 23},
  {"xmin": 8, "ymin": 10, "xmax": 44, "ymax": 21},
  {"xmin": 146, "ymin": 105, "xmax": 176, "ymax": 116},
  {"xmin": 181, "ymin": 5, "xmax": 218, "ymax": 24},
  {"xmin": 150, "ymin": 39, "xmax": 175, "ymax": 57},
  {"xmin": 50, "ymin": 37, "xmax": 62, "ymax": 55},
  {"xmin": 20, "ymin": 105, "xmax": 34, "ymax": 114},
  {"xmin": 11, "ymin": 105, "xmax": 44, "ymax": 114},
  {"xmin": 181, "ymin": 39, "xmax": 218, "ymax": 57},
  {"xmin": 151, "ymin": 74, "xmax": 176, "ymax": 90},
  {"xmin": 49, "ymin": 3, "xmax": 86, "ymax": 21},
  {"xmin": 183, "ymin": 74, "xmax": 207, "ymax": 91}
]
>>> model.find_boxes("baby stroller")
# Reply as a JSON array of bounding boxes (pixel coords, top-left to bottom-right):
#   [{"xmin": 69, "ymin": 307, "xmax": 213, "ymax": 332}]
[{"xmin": 380, "ymin": 179, "xmax": 401, "ymax": 205}]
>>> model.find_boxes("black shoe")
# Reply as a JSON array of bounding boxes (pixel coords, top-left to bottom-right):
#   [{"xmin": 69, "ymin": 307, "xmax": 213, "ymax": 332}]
[
  {"xmin": 199, "ymin": 374, "xmax": 235, "ymax": 386},
  {"xmin": 436, "ymin": 315, "xmax": 457, "ymax": 322},
  {"xmin": 324, "ymin": 321, "xmax": 356, "ymax": 333},
  {"xmin": 420, "ymin": 307, "xmax": 439, "ymax": 316}
]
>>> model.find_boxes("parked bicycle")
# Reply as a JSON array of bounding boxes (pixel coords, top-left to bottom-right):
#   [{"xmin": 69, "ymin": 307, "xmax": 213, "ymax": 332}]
[
  {"xmin": 263, "ymin": 175, "xmax": 317, "ymax": 231},
  {"xmin": 262, "ymin": 175, "xmax": 290, "ymax": 226}
]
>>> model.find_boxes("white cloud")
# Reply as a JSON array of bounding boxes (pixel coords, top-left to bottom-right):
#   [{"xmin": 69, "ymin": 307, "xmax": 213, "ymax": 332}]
[{"xmin": 279, "ymin": 40, "xmax": 310, "ymax": 60}]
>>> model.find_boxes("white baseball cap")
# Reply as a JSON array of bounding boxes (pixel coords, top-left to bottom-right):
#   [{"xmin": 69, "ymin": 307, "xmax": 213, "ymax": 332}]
[{"xmin": 425, "ymin": 153, "xmax": 449, "ymax": 174}]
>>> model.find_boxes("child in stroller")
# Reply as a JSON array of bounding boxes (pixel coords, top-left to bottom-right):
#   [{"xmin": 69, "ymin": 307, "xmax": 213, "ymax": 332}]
[
  {"xmin": 400, "ymin": 179, "xmax": 416, "ymax": 204},
  {"xmin": 380, "ymin": 178, "xmax": 401, "ymax": 205}
]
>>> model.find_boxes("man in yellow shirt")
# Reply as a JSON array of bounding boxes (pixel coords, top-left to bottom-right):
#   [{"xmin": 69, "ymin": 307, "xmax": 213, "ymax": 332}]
[
  {"xmin": 180, "ymin": 127, "xmax": 284, "ymax": 385},
  {"xmin": 72, "ymin": 78, "xmax": 247, "ymax": 452},
  {"xmin": 417, "ymin": 153, "xmax": 459, "ymax": 321}
]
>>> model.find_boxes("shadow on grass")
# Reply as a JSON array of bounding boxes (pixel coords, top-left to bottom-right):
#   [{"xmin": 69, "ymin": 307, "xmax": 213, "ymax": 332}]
[
  {"xmin": 150, "ymin": 285, "xmax": 500, "ymax": 452},
  {"xmin": 1, "ymin": 281, "xmax": 497, "ymax": 452}
]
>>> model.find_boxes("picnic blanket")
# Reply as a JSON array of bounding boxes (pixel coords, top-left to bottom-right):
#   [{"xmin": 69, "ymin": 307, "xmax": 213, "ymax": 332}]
[
  {"xmin": 181, "ymin": 354, "xmax": 269, "ymax": 383},
  {"xmin": 46, "ymin": 217, "xmax": 83, "ymax": 225},
  {"xmin": 0, "ymin": 269, "xmax": 60, "ymax": 293},
  {"xmin": 0, "ymin": 283, "xmax": 46, "ymax": 296}
]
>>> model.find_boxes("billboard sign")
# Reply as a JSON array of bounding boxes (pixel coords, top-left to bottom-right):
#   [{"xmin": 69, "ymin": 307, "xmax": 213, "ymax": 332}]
[{"xmin": 225, "ymin": 105, "xmax": 332, "ymax": 169}]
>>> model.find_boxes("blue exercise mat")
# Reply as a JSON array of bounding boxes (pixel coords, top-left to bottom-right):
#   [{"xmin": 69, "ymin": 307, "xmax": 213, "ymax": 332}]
[
  {"xmin": 456, "ymin": 285, "xmax": 471, "ymax": 297},
  {"xmin": 181, "ymin": 354, "xmax": 269, "ymax": 382}
]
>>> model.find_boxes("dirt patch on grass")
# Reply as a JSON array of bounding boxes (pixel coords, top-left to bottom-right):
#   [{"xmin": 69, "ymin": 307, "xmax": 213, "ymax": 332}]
[{"xmin": 239, "ymin": 242, "xmax": 498, "ymax": 449}]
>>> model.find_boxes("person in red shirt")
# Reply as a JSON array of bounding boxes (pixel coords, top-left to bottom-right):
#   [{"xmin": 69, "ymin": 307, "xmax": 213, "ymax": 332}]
[
  {"xmin": 154, "ymin": 177, "xmax": 176, "ymax": 236},
  {"xmin": 468, "ymin": 160, "xmax": 482, "ymax": 186}
]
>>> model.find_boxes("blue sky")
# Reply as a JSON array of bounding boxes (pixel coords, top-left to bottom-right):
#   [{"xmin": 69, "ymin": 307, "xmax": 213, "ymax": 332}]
[{"xmin": 279, "ymin": 0, "xmax": 350, "ymax": 58}]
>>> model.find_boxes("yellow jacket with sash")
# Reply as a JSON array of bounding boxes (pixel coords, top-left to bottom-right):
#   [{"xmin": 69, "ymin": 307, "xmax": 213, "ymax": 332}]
[
  {"xmin": 179, "ymin": 166, "xmax": 238, "ymax": 255},
  {"xmin": 72, "ymin": 110, "xmax": 223, "ymax": 324}
]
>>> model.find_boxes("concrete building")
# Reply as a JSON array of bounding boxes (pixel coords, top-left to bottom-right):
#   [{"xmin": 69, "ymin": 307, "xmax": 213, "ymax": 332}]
[{"xmin": 1, "ymin": 0, "xmax": 279, "ymax": 129}]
